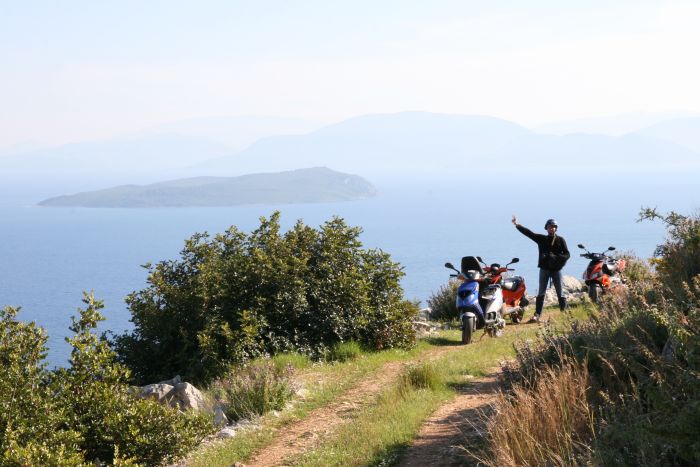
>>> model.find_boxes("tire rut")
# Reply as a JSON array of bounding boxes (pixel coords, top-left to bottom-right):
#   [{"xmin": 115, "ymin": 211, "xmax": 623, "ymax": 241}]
[
  {"xmin": 242, "ymin": 345, "xmax": 463, "ymax": 467},
  {"xmin": 398, "ymin": 370, "xmax": 501, "ymax": 467}
]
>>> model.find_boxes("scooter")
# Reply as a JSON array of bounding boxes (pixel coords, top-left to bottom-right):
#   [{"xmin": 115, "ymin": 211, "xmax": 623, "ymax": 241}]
[
  {"xmin": 578, "ymin": 244, "xmax": 626, "ymax": 303},
  {"xmin": 475, "ymin": 256, "xmax": 529, "ymax": 323},
  {"xmin": 444, "ymin": 256, "xmax": 509, "ymax": 344}
]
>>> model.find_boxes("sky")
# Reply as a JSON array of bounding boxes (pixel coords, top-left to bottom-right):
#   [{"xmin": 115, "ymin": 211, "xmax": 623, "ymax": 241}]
[{"xmin": 2, "ymin": 0, "xmax": 700, "ymax": 147}]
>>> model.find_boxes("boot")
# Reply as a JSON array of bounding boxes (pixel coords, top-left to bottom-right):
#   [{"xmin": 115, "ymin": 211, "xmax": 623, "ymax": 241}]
[
  {"xmin": 528, "ymin": 295, "xmax": 545, "ymax": 322},
  {"xmin": 558, "ymin": 296, "xmax": 568, "ymax": 311},
  {"xmin": 535, "ymin": 295, "xmax": 545, "ymax": 316}
]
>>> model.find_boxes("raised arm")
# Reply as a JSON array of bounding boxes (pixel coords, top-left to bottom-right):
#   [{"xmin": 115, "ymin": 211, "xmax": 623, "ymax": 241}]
[{"xmin": 513, "ymin": 215, "xmax": 537, "ymax": 242}]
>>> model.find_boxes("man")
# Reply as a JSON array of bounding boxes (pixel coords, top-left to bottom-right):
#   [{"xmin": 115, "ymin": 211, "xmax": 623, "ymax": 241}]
[{"xmin": 512, "ymin": 215, "xmax": 570, "ymax": 322}]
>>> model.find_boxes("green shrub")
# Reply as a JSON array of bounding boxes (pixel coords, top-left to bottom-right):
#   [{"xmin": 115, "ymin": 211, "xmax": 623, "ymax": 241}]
[
  {"xmin": 1, "ymin": 296, "xmax": 213, "ymax": 466},
  {"xmin": 325, "ymin": 340, "xmax": 363, "ymax": 363},
  {"xmin": 426, "ymin": 280, "xmax": 459, "ymax": 321},
  {"xmin": 639, "ymin": 207, "xmax": 700, "ymax": 303},
  {"xmin": 209, "ymin": 361, "xmax": 296, "ymax": 421},
  {"xmin": 0, "ymin": 306, "xmax": 84, "ymax": 466},
  {"xmin": 114, "ymin": 212, "xmax": 418, "ymax": 385},
  {"xmin": 52, "ymin": 293, "xmax": 213, "ymax": 465}
]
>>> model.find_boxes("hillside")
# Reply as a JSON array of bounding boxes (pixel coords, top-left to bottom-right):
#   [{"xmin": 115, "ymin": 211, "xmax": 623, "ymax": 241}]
[{"xmin": 38, "ymin": 167, "xmax": 375, "ymax": 208}]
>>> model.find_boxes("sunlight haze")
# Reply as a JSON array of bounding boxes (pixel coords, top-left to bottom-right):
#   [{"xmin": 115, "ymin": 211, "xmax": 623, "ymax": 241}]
[{"xmin": 2, "ymin": 0, "xmax": 699, "ymax": 147}]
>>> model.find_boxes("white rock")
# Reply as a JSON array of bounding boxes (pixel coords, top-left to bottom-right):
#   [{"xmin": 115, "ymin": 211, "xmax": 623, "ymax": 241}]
[
  {"xmin": 172, "ymin": 382, "xmax": 207, "ymax": 411},
  {"xmin": 214, "ymin": 406, "xmax": 229, "ymax": 427},
  {"xmin": 137, "ymin": 383, "xmax": 174, "ymax": 403},
  {"xmin": 217, "ymin": 427, "xmax": 238, "ymax": 438}
]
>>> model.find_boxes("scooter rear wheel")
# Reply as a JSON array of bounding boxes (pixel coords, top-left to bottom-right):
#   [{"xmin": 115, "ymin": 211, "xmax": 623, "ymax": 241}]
[{"xmin": 588, "ymin": 284, "xmax": 599, "ymax": 303}]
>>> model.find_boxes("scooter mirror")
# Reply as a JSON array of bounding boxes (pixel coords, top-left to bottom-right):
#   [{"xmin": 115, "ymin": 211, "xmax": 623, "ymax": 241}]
[
  {"xmin": 608, "ymin": 246, "xmax": 616, "ymax": 251},
  {"xmin": 444, "ymin": 262, "xmax": 454, "ymax": 269},
  {"xmin": 510, "ymin": 258, "xmax": 519, "ymax": 264},
  {"xmin": 476, "ymin": 256, "xmax": 484, "ymax": 263},
  {"xmin": 577, "ymin": 244, "xmax": 585, "ymax": 249}
]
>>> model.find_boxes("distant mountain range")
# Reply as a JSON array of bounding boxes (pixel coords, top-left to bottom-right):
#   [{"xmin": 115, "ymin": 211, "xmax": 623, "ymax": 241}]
[
  {"xmin": 38, "ymin": 167, "xmax": 376, "ymax": 208},
  {"xmin": 192, "ymin": 112, "xmax": 700, "ymax": 177},
  {"xmin": 193, "ymin": 112, "xmax": 532, "ymax": 177},
  {"xmin": 3, "ymin": 112, "xmax": 700, "ymax": 199}
]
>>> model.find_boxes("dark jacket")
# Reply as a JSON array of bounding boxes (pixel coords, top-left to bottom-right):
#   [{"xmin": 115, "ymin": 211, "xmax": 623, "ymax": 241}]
[{"xmin": 516, "ymin": 225, "xmax": 570, "ymax": 271}]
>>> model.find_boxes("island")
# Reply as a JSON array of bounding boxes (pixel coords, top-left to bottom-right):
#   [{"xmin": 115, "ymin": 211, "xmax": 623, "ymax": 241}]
[{"xmin": 38, "ymin": 167, "xmax": 377, "ymax": 208}]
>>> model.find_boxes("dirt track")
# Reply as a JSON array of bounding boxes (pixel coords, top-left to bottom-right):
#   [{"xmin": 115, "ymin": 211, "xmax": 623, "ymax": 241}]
[
  {"xmin": 398, "ymin": 371, "xmax": 501, "ymax": 467},
  {"xmin": 238, "ymin": 346, "xmax": 498, "ymax": 467}
]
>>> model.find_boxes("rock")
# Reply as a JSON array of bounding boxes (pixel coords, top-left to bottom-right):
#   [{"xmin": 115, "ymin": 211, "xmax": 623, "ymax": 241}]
[
  {"xmin": 417, "ymin": 307, "xmax": 432, "ymax": 320},
  {"xmin": 138, "ymin": 379, "xmax": 208, "ymax": 412},
  {"xmin": 171, "ymin": 382, "xmax": 207, "ymax": 411},
  {"xmin": 562, "ymin": 275, "xmax": 585, "ymax": 293},
  {"xmin": 413, "ymin": 319, "xmax": 439, "ymax": 337},
  {"xmin": 662, "ymin": 336, "xmax": 680, "ymax": 362},
  {"xmin": 137, "ymin": 383, "xmax": 174, "ymax": 403},
  {"xmin": 528, "ymin": 275, "xmax": 586, "ymax": 306},
  {"xmin": 217, "ymin": 427, "xmax": 238, "ymax": 439},
  {"xmin": 158, "ymin": 375, "xmax": 182, "ymax": 386},
  {"xmin": 214, "ymin": 406, "xmax": 229, "ymax": 427}
]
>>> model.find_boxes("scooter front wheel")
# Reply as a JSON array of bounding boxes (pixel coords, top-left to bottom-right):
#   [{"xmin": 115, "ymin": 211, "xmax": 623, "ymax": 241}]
[{"xmin": 461, "ymin": 317, "xmax": 474, "ymax": 345}]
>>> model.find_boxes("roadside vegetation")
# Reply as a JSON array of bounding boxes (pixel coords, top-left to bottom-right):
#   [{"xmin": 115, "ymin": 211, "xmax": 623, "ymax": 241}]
[
  {"xmin": 1, "ymin": 212, "xmax": 419, "ymax": 465},
  {"xmin": 5, "ymin": 208, "xmax": 697, "ymax": 465},
  {"xmin": 113, "ymin": 211, "xmax": 418, "ymax": 386},
  {"xmin": 0, "ymin": 294, "xmax": 213, "ymax": 466},
  {"xmin": 480, "ymin": 209, "xmax": 700, "ymax": 466},
  {"xmin": 184, "ymin": 305, "xmax": 589, "ymax": 466}
]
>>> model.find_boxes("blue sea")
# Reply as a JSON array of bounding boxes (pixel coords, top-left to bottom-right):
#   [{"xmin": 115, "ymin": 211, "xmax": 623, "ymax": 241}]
[{"xmin": 1, "ymin": 169, "xmax": 697, "ymax": 367}]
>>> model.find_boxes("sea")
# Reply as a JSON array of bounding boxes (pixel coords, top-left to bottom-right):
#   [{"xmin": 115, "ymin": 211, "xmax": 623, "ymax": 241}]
[{"xmin": 1, "ymin": 168, "xmax": 697, "ymax": 367}]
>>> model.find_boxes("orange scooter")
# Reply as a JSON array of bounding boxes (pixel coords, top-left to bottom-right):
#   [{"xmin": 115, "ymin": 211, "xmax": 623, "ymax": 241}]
[
  {"xmin": 476, "ymin": 256, "xmax": 530, "ymax": 323},
  {"xmin": 578, "ymin": 244, "xmax": 626, "ymax": 303}
]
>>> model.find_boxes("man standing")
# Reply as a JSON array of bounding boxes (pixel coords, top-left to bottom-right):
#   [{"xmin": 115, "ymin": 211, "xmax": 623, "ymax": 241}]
[{"xmin": 512, "ymin": 215, "xmax": 570, "ymax": 322}]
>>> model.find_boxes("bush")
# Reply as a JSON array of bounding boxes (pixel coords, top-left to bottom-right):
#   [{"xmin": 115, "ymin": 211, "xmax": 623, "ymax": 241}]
[
  {"xmin": 639, "ymin": 207, "xmax": 700, "ymax": 303},
  {"xmin": 0, "ymin": 306, "xmax": 84, "ymax": 466},
  {"xmin": 209, "ymin": 361, "xmax": 296, "ymax": 421},
  {"xmin": 0, "ymin": 295, "xmax": 214, "ymax": 466},
  {"xmin": 426, "ymin": 280, "xmax": 459, "ymax": 321},
  {"xmin": 52, "ymin": 293, "xmax": 213, "ymax": 465},
  {"xmin": 114, "ymin": 212, "xmax": 418, "ymax": 385}
]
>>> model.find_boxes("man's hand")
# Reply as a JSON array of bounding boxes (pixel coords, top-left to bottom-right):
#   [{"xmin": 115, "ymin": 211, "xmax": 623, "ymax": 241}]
[{"xmin": 512, "ymin": 215, "xmax": 518, "ymax": 226}]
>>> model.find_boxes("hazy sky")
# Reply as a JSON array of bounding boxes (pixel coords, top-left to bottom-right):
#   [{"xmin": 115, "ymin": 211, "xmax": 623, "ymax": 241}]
[{"xmin": 2, "ymin": 0, "xmax": 699, "ymax": 147}]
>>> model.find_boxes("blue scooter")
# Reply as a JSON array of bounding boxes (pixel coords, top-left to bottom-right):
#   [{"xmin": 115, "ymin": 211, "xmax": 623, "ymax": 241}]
[{"xmin": 444, "ymin": 255, "xmax": 509, "ymax": 344}]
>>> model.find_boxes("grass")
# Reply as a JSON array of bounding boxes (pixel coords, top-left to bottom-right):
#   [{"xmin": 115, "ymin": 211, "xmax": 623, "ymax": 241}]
[
  {"xmin": 289, "ymin": 304, "xmax": 592, "ymax": 466},
  {"xmin": 209, "ymin": 361, "xmax": 296, "ymax": 421},
  {"xmin": 325, "ymin": 340, "xmax": 363, "ymax": 363},
  {"xmin": 186, "ymin": 341, "xmax": 435, "ymax": 467},
  {"xmin": 186, "ymin": 303, "xmax": 591, "ymax": 467},
  {"xmin": 481, "ymin": 355, "xmax": 595, "ymax": 466}
]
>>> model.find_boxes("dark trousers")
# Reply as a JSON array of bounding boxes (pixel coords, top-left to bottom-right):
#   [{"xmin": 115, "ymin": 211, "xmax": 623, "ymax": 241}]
[{"xmin": 536, "ymin": 268, "xmax": 566, "ymax": 316}]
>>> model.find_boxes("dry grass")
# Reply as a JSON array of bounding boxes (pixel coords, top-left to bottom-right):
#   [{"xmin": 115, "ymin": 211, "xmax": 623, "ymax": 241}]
[{"xmin": 482, "ymin": 355, "xmax": 595, "ymax": 466}]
